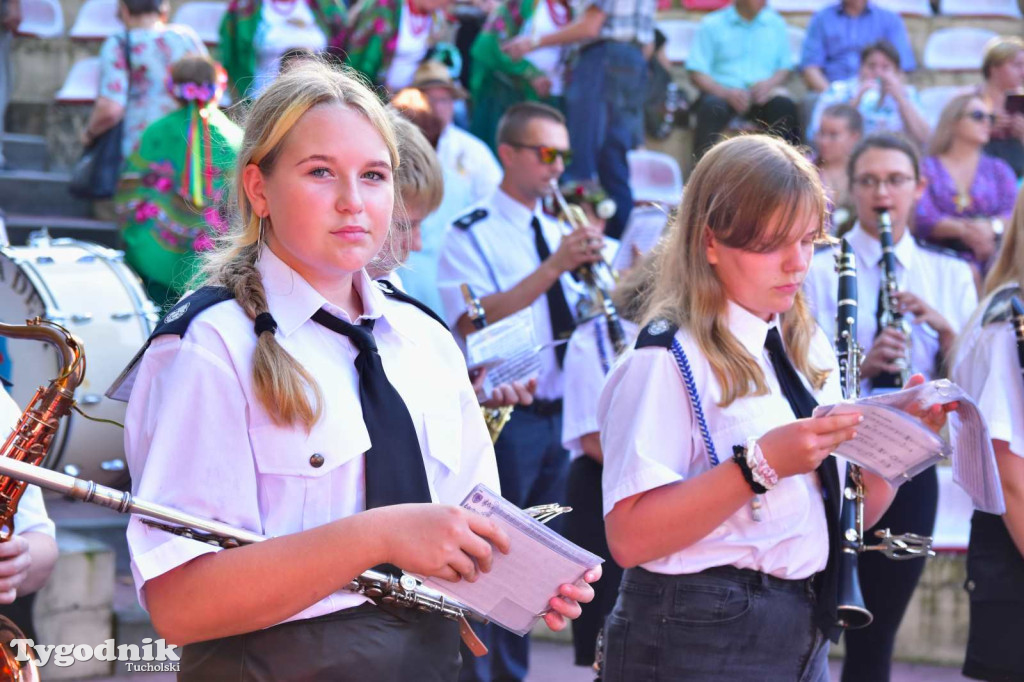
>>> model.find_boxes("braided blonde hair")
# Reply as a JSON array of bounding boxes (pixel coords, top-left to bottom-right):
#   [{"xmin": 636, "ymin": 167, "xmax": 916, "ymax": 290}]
[{"xmin": 196, "ymin": 60, "xmax": 403, "ymax": 429}]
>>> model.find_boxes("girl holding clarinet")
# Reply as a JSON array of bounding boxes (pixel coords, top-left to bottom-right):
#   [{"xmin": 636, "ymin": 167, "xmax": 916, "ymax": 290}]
[
  {"xmin": 597, "ymin": 134, "xmax": 954, "ymax": 681},
  {"xmin": 120, "ymin": 59, "xmax": 596, "ymax": 680}
]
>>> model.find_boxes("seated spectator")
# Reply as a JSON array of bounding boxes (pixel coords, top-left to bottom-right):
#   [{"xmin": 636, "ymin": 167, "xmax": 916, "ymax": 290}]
[
  {"xmin": 979, "ymin": 36, "xmax": 1024, "ymax": 178},
  {"xmin": 687, "ymin": 0, "xmax": 799, "ymax": 158},
  {"xmin": 808, "ymin": 40, "xmax": 929, "ymax": 149},
  {"xmin": 815, "ymin": 103, "xmax": 862, "ymax": 233},
  {"xmin": 398, "ymin": 60, "xmax": 501, "ymax": 313},
  {"xmin": 115, "ymin": 55, "xmax": 242, "ymax": 310},
  {"xmin": 916, "ymin": 93, "xmax": 1016, "ymax": 270},
  {"xmin": 218, "ymin": 0, "xmax": 346, "ymax": 99},
  {"xmin": 469, "ymin": 0, "xmax": 572, "ymax": 151},
  {"xmin": 800, "ymin": 0, "xmax": 915, "ymax": 94},
  {"xmin": 81, "ymin": 0, "xmax": 207, "ymax": 161},
  {"xmin": 344, "ymin": 0, "xmax": 453, "ymax": 92},
  {"xmin": 0, "ymin": 0, "xmax": 21, "ymax": 169}
]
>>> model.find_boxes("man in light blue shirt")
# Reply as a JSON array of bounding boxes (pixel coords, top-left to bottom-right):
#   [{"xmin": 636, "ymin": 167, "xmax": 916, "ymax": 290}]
[
  {"xmin": 800, "ymin": 0, "xmax": 916, "ymax": 92},
  {"xmin": 687, "ymin": 0, "xmax": 799, "ymax": 157}
]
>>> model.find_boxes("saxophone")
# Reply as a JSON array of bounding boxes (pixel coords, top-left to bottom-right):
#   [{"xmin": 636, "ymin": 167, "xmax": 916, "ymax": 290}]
[
  {"xmin": 0, "ymin": 318, "xmax": 86, "ymax": 682},
  {"xmin": 873, "ymin": 210, "xmax": 912, "ymax": 391}
]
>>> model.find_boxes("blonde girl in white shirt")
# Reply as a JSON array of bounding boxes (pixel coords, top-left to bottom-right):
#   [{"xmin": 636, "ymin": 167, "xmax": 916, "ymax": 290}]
[
  {"xmin": 598, "ymin": 135, "xmax": 951, "ymax": 681},
  {"xmin": 122, "ymin": 60, "xmax": 595, "ymax": 681}
]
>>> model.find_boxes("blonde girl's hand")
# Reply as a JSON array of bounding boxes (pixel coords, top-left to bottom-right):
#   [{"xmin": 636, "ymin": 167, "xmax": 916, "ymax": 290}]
[
  {"xmin": 757, "ymin": 413, "xmax": 863, "ymax": 479},
  {"xmin": 377, "ymin": 504, "xmax": 511, "ymax": 583},
  {"xmin": 901, "ymin": 373, "xmax": 959, "ymax": 435},
  {"xmin": 543, "ymin": 565, "xmax": 602, "ymax": 631}
]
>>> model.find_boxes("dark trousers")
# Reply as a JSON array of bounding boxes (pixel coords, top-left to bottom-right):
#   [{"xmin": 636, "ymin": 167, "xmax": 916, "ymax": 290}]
[
  {"xmin": 564, "ymin": 40, "xmax": 648, "ymax": 240},
  {"xmin": 693, "ymin": 93, "xmax": 800, "ymax": 159},
  {"xmin": 179, "ymin": 603, "xmax": 461, "ymax": 681},
  {"xmin": 563, "ymin": 455, "xmax": 623, "ymax": 666},
  {"xmin": 962, "ymin": 510, "xmax": 1024, "ymax": 681},
  {"xmin": 458, "ymin": 406, "xmax": 571, "ymax": 682},
  {"xmin": 841, "ymin": 466, "xmax": 938, "ymax": 682},
  {"xmin": 603, "ymin": 565, "xmax": 829, "ymax": 681},
  {"xmin": 0, "ymin": 593, "xmax": 37, "ymax": 642}
]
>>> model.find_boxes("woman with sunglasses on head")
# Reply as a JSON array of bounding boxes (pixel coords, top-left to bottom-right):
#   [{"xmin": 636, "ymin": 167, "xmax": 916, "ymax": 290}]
[
  {"xmin": 119, "ymin": 60, "xmax": 596, "ymax": 681},
  {"xmin": 915, "ymin": 93, "xmax": 1018, "ymax": 271},
  {"xmin": 598, "ymin": 133, "xmax": 955, "ymax": 681},
  {"xmin": 803, "ymin": 131, "xmax": 977, "ymax": 682}
]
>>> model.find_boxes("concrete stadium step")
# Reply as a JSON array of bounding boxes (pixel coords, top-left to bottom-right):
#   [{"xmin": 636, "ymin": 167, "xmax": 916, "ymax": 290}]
[
  {"xmin": 0, "ymin": 169, "xmax": 93, "ymax": 219},
  {"xmin": 2, "ymin": 213, "xmax": 120, "ymax": 249},
  {"xmin": 1, "ymin": 133, "xmax": 50, "ymax": 172}
]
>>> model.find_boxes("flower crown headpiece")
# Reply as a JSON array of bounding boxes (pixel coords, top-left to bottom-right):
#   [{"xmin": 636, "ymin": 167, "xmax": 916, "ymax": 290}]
[{"xmin": 165, "ymin": 67, "xmax": 228, "ymax": 104}]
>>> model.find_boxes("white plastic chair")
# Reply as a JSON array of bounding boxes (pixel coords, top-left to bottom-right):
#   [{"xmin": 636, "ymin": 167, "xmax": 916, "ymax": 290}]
[
  {"xmin": 918, "ymin": 85, "xmax": 974, "ymax": 129},
  {"xmin": 628, "ymin": 149, "xmax": 684, "ymax": 207},
  {"xmin": 69, "ymin": 0, "xmax": 122, "ymax": 41},
  {"xmin": 769, "ymin": 0, "xmax": 831, "ymax": 13},
  {"xmin": 656, "ymin": 19, "xmax": 699, "ymax": 65},
  {"xmin": 55, "ymin": 57, "xmax": 101, "ymax": 104},
  {"xmin": 938, "ymin": 0, "xmax": 1022, "ymax": 16},
  {"xmin": 172, "ymin": 1, "xmax": 228, "ymax": 45},
  {"xmin": 787, "ymin": 26, "xmax": 807, "ymax": 66},
  {"xmin": 16, "ymin": 0, "xmax": 64, "ymax": 38},
  {"xmin": 872, "ymin": 0, "xmax": 933, "ymax": 15},
  {"xmin": 923, "ymin": 27, "xmax": 998, "ymax": 71}
]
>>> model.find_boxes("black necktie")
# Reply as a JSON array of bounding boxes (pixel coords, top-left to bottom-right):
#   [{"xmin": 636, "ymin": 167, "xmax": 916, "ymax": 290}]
[
  {"xmin": 311, "ymin": 309, "xmax": 431, "ymax": 510},
  {"xmin": 531, "ymin": 216, "xmax": 576, "ymax": 366},
  {"xmin": 764, "ymin": 327, "xmax": 842, "ymax": 641}
]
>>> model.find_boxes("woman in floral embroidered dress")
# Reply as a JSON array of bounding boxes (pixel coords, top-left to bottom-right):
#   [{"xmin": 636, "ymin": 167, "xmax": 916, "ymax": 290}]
[{"xmin": 116, "ymin": 55, "xmax": 243, "ymax": 311}]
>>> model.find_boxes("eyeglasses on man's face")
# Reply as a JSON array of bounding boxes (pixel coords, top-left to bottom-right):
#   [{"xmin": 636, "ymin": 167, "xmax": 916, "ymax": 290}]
[
  {"xmin": 963, "ymin": 110, "xmax": 996, "ymax": 125},
  {"xmin": 508, "ymin": 143, "xmax": 574, "ymax": 166},
  {"xmin": 852, "ymin": 174, "xmax": 915, "ymax": 191}
]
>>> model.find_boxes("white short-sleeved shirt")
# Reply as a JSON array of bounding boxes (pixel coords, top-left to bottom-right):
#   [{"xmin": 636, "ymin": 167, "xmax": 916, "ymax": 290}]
[
  {"xmin": 803, "ymin": 224, "xmax": 977, "ymax": 395},
  {"xmin": 385, "ymin": 0, "xmax": 433, "ymax": 91},
  {"xmin": 124, "ymin": 248, "xmax": 499, "ymax": 622},
  {"xmin": 598, "ymin": 302, "xmax": 841, "ymax": 579},
  {"xmin": 951, "ymin": 284, "xmax": 1024, "ymax": 460},
  {"xmin": 437, "ymin": 188, "xmax": 588, "ymax": 401},
  {"xmin": 251, "ymin": 0, "xmax": 327, "ymax": 96},
  {"xmin": 562, "ymin": 317, "xmax": 639, "ymax": 459},
  {"xmin": 0, "ymin": 391, "xmax": 56, "ymax": 539}
]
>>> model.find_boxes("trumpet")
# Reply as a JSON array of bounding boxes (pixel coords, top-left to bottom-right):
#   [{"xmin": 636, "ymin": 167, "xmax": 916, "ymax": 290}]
[
  {"xmin": 873, "ymin": 209, "xmax": 911, "ymax": 390},
  {"xmin": 548, "ymin": 180, "xmax": 627, "ymax": 356}
]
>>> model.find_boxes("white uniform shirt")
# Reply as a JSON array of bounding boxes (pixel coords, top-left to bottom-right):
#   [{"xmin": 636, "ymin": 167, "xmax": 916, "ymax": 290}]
[
  {"xmin": 437, "ymin": 188, "xmax": 588, "ymax": 401},
  {"xmin": 803, "ymin": 224, "xmax": 977, "ymax": 395},
  {"xmin": 951, "ymin": 285, "xmax": 1024, "ymax": 461},
  {"xmin": 562, "ymin": 317, "xmax": 638, "ymax": 460},
  {"xmin": 385, "ymin": 0, "xmax": 433, "ymax": 91},
  {"xmin": 0, "ymin": 391, "xmax": 56, "ymax": 538},
  {"xmin": 598, "ymin": 302, "xmax": 840, "ymax": 579},
  {"xmin": 124, "ymin": 248, "xmax": 499, "ymax": 622},
  {"xmin": 436, "ymin": 125, "xmax": 502, "ymax": 207}
]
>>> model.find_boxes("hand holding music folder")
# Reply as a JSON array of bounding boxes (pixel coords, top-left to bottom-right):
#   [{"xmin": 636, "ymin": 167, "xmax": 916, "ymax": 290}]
[{"xmin": 416, "ymin": 484, "xmax": 603, "ymax": 636}]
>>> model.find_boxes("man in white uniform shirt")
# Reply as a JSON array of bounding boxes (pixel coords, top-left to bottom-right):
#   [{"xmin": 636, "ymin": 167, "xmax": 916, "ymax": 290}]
[
  {"xmin": 437, "ymin": 102, "xmax": 603, "ymax": 682},
  {"xmin": 802, "ymin": 132, "xmax": 975, "ymax": 682},
  {"xmin": 400, "ymin": 60, "xmax": 502, "ymax": 314}
]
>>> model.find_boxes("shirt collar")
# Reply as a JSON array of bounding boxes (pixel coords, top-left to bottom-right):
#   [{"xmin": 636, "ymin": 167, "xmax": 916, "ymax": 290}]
[
  {"xmin": 256, "ymin": 247, "xmax": 386, "ymax": 337},
  {"xmin": 491, "ymin": 187, "xmax": 543, "ymax": 230},
  {"xmin": 837, "ymin": 1, "xmax": 873, "ymax": 15},
  {"xmin": 725, "ymin": 299, "xmax": 777, "ymax": 358},
  {"xmin": 846, "ymin": 222, "xmax": 917, "ymax": 271},
  {"xmin": 726, "ymin": 5, "xmax": 767, "ymax": 24}
]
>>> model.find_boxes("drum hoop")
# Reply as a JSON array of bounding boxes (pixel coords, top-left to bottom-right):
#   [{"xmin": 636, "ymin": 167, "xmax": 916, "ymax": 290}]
[
  {"xmin": 0, "ymin": 248, "xmax": 65, "ymax": 322},
  {"xmin": 68, "ymin": 239, "xmax": 160, "ymax": 335}
]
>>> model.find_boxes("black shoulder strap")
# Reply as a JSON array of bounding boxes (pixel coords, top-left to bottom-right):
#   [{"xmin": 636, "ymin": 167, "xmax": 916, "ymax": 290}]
[
  {"xmin": 983, "ymin": 283, "xmax": 1023, "ymax": 326},
  {"xmin": 375, "ymin": 280, "xmax": 449, "ymax": 331},
  {"xmin": 452, "ymin": 208, "xmax": 489, "ymax": 231},
  {"xmin": 635, "ymin": 318, "xmax": 679, "ymax": 349},
  {"xmin": 105, "ymin": 286, "xmax": 235, "ymax": 402}
]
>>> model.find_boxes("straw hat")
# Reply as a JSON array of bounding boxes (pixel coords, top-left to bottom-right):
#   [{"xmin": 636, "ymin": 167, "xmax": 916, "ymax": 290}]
[{"xmin": 410, "ymin": 60, "xmax": 467, "ymax": 99}]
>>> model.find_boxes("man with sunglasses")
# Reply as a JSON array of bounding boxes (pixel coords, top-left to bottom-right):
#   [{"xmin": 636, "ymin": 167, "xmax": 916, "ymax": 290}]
[
  {"xmin": 803, "ymin": 131, "xmax": 976, "ymax": 682},
  {"xmin": 437, "ymin": 102, "xmax": 605, "ymax": 682}
]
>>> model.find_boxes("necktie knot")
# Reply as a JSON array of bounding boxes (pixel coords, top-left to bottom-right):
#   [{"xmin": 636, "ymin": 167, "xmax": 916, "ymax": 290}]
[
  {"xmin": 764, "ymin": 326, "xmax": 785, "ymax": 358},
  {"xmin": 312, "ymin": 309, "xmax": 377, "ymax": 354}
]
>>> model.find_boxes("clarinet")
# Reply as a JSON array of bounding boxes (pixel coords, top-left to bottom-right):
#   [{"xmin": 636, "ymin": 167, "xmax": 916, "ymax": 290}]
[
  {"xmin": 1012, "ymin": 296, "xmax": 1024, "ymax": 389},
  {"xmin": 834, "ymin": 239, "xmax": 873, "ymax": 629},
  {"xmin": 873, "ymin": 209, "xmax": 912, "ymax": 391}
]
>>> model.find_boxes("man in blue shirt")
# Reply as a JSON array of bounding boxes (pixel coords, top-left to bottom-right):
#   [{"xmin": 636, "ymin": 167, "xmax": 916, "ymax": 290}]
[
  {"xmin": 687, "ymin": 0, "xmax": 800, "ymax": 157},
  {"xmin": 800, "ymin": 0, "xmax": 916, "ymax": 92}
]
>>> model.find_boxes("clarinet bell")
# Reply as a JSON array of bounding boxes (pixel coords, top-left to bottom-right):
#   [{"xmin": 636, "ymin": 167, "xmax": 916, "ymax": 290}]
[{"xmin": 837, "ymin": 548, "xmax": 873, "ymax": 630}]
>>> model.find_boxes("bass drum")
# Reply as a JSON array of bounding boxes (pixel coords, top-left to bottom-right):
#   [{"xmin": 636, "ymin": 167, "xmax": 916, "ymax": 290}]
[{"xmin": 0, "ymin": 234, "xmax": 159, "ymax": 488}]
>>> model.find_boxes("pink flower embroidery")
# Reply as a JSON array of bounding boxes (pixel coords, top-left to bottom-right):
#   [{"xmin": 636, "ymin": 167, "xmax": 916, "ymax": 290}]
[
  {"xmin": 193, "ymin": 232, "xmax": 215, "ymax": 251},
  {"xmin": 202, "ymin": 207, "xmax": 227, "ymax": 232},
  {"xmin": 154, "ymin": 176, "xmax": 173, "ymax": 193},
  {"xmin": 134, "ymin": 201, "xmax": 160, "ymax": 222}
]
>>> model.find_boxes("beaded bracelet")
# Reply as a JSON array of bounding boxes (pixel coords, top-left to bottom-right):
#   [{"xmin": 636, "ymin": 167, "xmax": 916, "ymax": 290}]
[{"xmin": 732, "ymin": 445, "xmax": 768, "ymax": 495}]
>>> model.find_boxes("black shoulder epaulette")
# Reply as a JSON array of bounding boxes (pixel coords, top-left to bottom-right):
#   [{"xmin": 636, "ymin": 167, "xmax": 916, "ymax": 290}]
[
  {"xmin": 375, "ymin": 280, "xmax": 449, "ymax": 331},
  {"xmin": 982, "ymin": 283, "xmax": 1023, "ymax": 326},
  {"xmin": 635, "ymin": 318, "xmax": 679, "ymax": 349},
  {"xmin": 105, "ymin": 286, "xmax": 235, "ymax": 402},
  {"xmin": 915, "ymin": 239, "xmax": 969, "ymax": 261},
  {"xmin": 453, "ymin": 208, "xmax": 488, "ymax": 231}
]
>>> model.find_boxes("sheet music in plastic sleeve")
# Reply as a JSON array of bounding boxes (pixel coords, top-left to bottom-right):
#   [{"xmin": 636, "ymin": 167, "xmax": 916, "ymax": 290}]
[
  {"xmin": 610, "ymin": 205, "xmax": 669, "ymax": 271},
  {"xmin": 418, "ymin": 484, "xmax": 603, "ymax": 637},
  {"xmin": 814, "ymin": 380, "xmax": 1004, "ymax": 513},
  {"xmin": 465, "ymin": 309, "xmax": 543, "ymax": 395}
]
